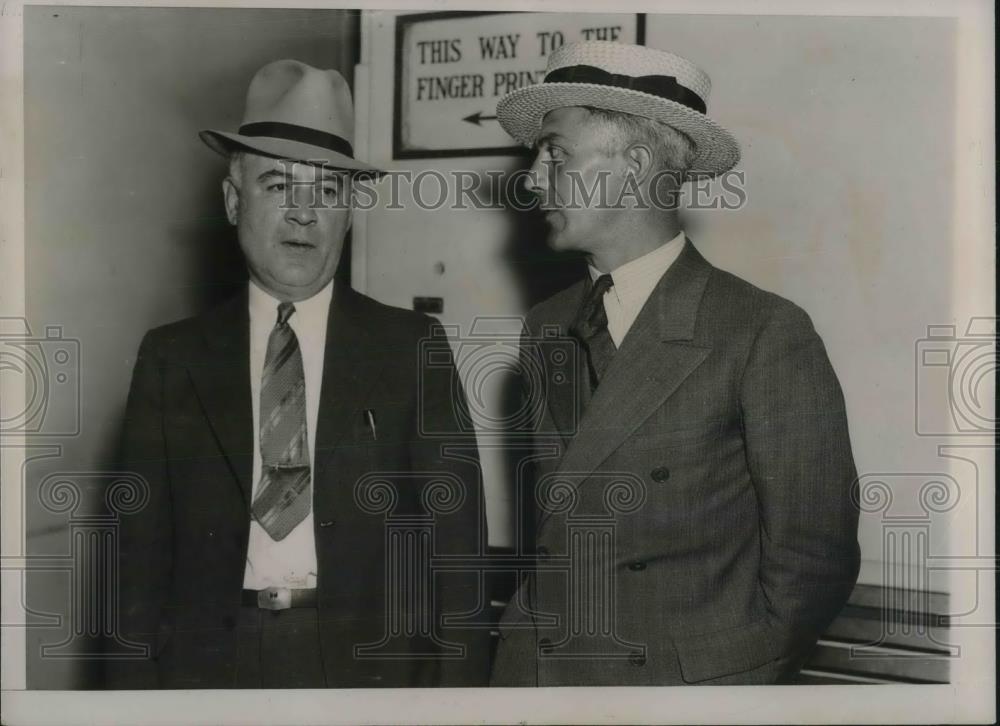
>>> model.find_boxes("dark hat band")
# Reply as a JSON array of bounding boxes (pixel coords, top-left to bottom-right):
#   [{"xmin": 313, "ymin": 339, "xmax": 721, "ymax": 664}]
[
  {"xmin": 544, "ymin": 64, "xmax": 707, "ymax": 115},
  {"xmin": 239, "ymin": 122, "xmax": 354, "ymax": 158}
]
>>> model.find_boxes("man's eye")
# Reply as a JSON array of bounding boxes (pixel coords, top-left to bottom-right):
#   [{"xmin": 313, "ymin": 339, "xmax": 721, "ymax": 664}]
[
  {"xmin": 547, "ymin": 146, "xmax": 565, "ymax": 160},
  {"xmin": 321, "ymin": 186, "xmax": 338, "ymax": 198},
  {"xmin": 267, "ymin": 183, "xmax": 286, "ymax": 192}
]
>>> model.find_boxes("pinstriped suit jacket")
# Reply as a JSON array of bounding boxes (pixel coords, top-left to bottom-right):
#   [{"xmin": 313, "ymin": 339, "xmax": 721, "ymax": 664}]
[{"xmin": 491, "ymin": 240, "xmax": 860, "ymax": 686}]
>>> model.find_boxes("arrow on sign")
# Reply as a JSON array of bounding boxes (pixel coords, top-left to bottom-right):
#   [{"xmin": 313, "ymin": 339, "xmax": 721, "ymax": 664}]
[{"xmin": 462, "ymin": 111, "xmax": 499, "ymax": 126}]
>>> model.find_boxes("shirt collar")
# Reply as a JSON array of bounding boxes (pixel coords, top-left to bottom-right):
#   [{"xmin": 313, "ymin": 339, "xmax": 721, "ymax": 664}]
[
  {"xmin": 588, "ymin": 230, "xmax": 686, "ymax": 304},
  {"xmin": 248, "ymin": 278, "xmax": 335, "ymax": 329}
]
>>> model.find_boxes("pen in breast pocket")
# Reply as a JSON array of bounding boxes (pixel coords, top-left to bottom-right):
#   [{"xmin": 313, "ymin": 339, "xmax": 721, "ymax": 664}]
[{"xmin": 364, "ymin": 408, "xmax": 377, "ymax": 440}]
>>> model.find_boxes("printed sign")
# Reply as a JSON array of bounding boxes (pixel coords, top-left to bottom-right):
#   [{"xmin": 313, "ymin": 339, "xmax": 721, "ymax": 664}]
[{"xmin": 393, "ymin": 11, "xmax": 644, "ymax": 158}]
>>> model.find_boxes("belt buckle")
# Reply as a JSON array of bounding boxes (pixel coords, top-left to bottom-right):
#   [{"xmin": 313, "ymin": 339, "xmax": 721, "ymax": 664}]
[{"xmin": 257, "ymin": 587, "xmax": 291, "ymax": 610}]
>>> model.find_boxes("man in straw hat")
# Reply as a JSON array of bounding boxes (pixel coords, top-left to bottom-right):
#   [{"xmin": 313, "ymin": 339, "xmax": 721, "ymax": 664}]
[
  {"xmin": 107, "ymin": 60, "xmax": 488, "ymax": 689},
  {"xmin": 491, "ymin": 41, "xmax": 860, "ymax": 686}
]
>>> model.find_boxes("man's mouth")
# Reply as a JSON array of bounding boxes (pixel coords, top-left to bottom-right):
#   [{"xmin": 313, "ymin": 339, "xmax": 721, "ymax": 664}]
[{"xmin": 281, "ymin": 239, "xmax": 316, "ymax": 250}]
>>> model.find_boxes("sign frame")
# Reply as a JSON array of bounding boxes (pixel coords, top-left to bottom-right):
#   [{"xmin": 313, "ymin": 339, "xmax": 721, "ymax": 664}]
[{"xmin": 392, "ymin": 10, "xmax": 646, "ymax": 159}]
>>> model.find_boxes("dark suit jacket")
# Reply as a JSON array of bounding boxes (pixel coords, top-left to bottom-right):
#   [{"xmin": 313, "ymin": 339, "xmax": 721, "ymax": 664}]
[
  {"xmin": 106, "ymin": 284, "xmax": 489, "ymax": 688},
  {"xmin": 491, "ymin": 241, "xmax": 860, "ymax": 686}
]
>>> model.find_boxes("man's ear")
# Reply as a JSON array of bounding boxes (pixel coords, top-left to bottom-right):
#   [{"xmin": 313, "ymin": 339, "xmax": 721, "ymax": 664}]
[
  {"xmin": 624, "ymin": 142, "xmax": 655, "ymax": 185},
  {"xmin": 222, "ymin": 177, "xmax": 240, "ymax": 225}
]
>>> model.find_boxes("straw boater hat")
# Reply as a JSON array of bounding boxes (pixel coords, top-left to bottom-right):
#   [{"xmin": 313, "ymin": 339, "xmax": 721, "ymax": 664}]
[
  {"xmin": 200, "ymin": 59, "xmax": 382, "ymax": 176},
  {"xmin": 497, "ymin": 41, "xmax": 740, "ymax": 177}
]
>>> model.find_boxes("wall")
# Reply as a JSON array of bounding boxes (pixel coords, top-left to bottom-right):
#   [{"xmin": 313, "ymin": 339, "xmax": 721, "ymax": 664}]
[
  {"xmin": 23, "ymin": 6, "xmax": 359, "ymax": 689},
  {"xmin": 354, "ymin": 12, "xmax": 959, "ymax": 569}
]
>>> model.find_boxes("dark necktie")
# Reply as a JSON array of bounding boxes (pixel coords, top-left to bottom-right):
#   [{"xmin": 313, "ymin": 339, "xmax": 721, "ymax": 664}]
[
  {"xmin": 570, "ymin": 273, "xmax": 616, "ymax": 392},
  {"xmin": 251, "ymin": 302, "xmax": 311, "ymax": 541}
]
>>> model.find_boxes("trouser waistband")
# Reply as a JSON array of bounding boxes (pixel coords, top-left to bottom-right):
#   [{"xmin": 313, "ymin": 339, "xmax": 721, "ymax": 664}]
[{"xmin": 241, "ymin": 587, "xmax": 317, "ymax": 610}]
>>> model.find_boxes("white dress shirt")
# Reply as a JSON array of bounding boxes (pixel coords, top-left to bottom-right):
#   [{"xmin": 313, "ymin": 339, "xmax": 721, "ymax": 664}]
[
  {"xmin": 588, "ymin": 231, "xmax": 686, "ymax": 347},
  {"xmin": 243, "ymin": 279, "xmax": 333, "ymax": 590}
]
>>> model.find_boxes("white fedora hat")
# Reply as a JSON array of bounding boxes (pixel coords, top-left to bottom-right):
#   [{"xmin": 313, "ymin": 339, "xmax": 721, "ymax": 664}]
[
  {"xmin": 200, "ymin": 59, "xmax": 382, "ymax": 176},
  {"xmin": 497, "ymin": 41, "xmax": 740, "ymax": 177}
]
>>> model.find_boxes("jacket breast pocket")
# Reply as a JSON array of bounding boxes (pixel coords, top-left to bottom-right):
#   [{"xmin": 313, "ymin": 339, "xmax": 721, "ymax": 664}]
[{"xmin": 331, "ymin": 407, "xmax": 390, "ymax": 474}]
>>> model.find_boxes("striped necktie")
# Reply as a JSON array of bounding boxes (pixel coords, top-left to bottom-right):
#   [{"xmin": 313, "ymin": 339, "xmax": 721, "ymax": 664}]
[
  {"xmin": 570, "ymin": 273, "xmax": 616, "ymax": 392},
  {"xmin": 251, "ymin": 302, "xmax": 311, "ymax": 541}
]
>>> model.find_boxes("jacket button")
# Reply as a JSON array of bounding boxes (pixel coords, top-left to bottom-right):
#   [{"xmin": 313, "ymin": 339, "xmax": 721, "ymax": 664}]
[
  {"xmin": 319, "ymin": 520, "xmax": 335, "ymax": 528},
  {"xmin": 629, "ymin": 653, "xmax": 647, "ymax": 666},
  {"xmin": 538, "ymin": 637, "xmax": 552, "ymax": 650},
  {"xmin": 536, "ymin": 546, "xmax": 550, "ymax": 559},
  {"xmin": 627, "ymin": 561, "xmax": 647, "ymax": 572},
  {"xmin": 650, "ymin": 466, "xmax": 670, "ymax": 482}
]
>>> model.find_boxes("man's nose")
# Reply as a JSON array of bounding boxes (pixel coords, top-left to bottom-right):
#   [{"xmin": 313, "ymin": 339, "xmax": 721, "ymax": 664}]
[
  {"xmin": 284, "ymin": 185, "xmax": 318, "ymax": 225},
  {"xmin": 523, "ymin": 153, "xmax": 548, "ymax": 197}
]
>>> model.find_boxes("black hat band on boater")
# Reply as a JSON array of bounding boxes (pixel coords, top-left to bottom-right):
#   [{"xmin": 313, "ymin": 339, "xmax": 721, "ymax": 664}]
[{"xmin": 544, "ymin": 65, "xmax": 707, "ymax": 115}]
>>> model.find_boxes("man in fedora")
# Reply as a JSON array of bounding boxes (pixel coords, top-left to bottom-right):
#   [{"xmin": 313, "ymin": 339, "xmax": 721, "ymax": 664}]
[
  {"xmin": 490, "ymin": 41, "xmax": 860, "ymax": 686},
  {"xmin": 107, "ymin": 60, "xmax": 489, "ymax": 689}
]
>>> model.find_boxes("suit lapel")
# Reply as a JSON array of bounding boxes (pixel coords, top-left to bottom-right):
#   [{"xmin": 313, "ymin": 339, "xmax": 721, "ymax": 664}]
[
  {"xmin": 552, "ymin": 241, "xmax": 714, "ymax": 498},
  {"xmin": 542, "ymin": 281, "xmax": 588, "ymax": 444},
  {"xmin": 187, "ymin": 291, "xmax": 254, "ymax": 507},
  {"xmin": 314, "ymin": 284, "xmax": 387, "ymax": 479},
  {"xmin": 185, "ymin": 284, "xmax": 385, "ymax": 506}
]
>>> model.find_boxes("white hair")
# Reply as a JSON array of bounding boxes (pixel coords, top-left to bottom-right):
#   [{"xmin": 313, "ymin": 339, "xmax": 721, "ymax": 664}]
[
  {"xmin": 583, "ymin": 106, "xmax": 696, "ymax": 173},
  {"xmin": 227, "ymin": 150, "xmax": 246, "ymax": 187}
]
